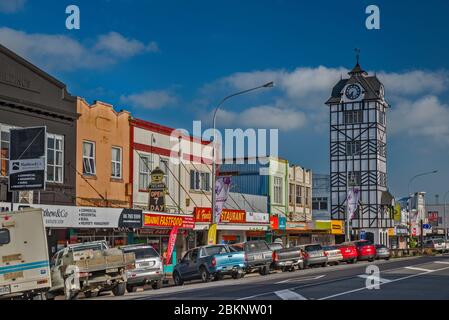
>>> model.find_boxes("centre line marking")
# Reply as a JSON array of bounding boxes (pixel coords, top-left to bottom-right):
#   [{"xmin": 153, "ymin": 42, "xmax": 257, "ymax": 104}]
[{"xmin": 274, "ymin": 289, "xmax": 308, "ymax": 300}]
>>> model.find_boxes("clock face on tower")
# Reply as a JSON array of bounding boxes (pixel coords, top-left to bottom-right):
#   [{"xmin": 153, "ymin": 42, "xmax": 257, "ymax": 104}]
[{"xmin": 345, "ymin": 84, "xmax": 362, "ymax": 100}]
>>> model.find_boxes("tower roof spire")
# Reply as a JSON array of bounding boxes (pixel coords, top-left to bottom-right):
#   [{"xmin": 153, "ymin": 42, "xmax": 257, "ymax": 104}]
[{"xmin": 349, "ymin": 48, "xmax": 367, "ymax": 76}]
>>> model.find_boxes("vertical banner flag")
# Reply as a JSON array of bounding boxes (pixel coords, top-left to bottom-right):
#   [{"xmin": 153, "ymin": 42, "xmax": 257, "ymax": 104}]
[
  {"xmin": 166, "ymin": 227, "xmax": 178, "ymax": 265},
  {"xmin": 347, "ymin": 187, "xmax": 360, "ymax": 220},
  {"xmin": 214, "ymin": 176, "xmax": 231, "ymax": 223},
  {"xmin": 208, "ymin": 223, "xmax": 217, "ymax": 245}
]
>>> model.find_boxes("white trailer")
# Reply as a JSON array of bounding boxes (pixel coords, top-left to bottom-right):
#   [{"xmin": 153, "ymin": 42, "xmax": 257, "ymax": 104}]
[{"xmin": 0, "ymin": 208, "xmax": 51, "ymax": 299}]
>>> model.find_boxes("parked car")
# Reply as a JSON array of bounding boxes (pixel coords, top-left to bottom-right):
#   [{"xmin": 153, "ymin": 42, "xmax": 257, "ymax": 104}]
[
  {"xmin": 353, "ymin": 240, "xmax": 377, "ymax": 262},
  {"xmin": 299, "ymin": 244, "xmax": 328, "ymax": 268},
  {"xmin": 338, "ymin": 243, "xmax": 358, "ymax": 264},
  {"xmin": 120, "ymin": 245, "xmax": 164, "ymax": 293},
  {"xmin": 424, "ymin": 238, "xmax": 446, "ymax": 253},
  {"xmin": 231, "ymin": 241, "xmax": 273, "ymax": 275},
  {"xmin": 173, "ymin": 245, "xmax": 245, "ymax": 286},
  {"xmin": 47, "ymin": 241, "xmax": 135, "ymax": 300},
  {"xmin": 322, "ymin": 245, "xmax": 344, "ymax": 265},
  {"xmin": 375, "ymin": 244, "xmax": 391, "ymax": 260},
  {"xmin": 268, "ymin": 242, "xmax": 302, "ymax": 272}
]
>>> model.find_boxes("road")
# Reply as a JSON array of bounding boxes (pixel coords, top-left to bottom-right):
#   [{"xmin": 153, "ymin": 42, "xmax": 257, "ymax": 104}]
[{"xmin": 90, "ymin": 254, "xmax": 449, "ymax": 300}]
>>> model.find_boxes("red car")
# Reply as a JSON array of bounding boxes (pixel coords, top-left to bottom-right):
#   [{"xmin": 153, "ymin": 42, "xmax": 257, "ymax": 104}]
[
  {"xmin": 338, "ymin": 243, "xmax": 358, "ymax": 264},
  {"xmin": 352, "ymin": 240, "xmax": 377, "ymax": 262}
]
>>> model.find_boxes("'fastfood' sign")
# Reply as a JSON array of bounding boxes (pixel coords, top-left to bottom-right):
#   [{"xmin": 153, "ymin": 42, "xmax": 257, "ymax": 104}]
[{"xmin": 143, "ymin": 213, "xmax": 194, "ymax": 229}]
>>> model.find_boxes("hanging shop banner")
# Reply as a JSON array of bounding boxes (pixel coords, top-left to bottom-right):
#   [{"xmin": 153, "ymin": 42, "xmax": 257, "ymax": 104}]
[
  {"xmin": 166, "ymin": 227, "xmax": 179, "ymax": 265},
  {"xmin": 214, "ymin": 176, "xmax": 232, "ymax": 223},
  {"xmin": 347, "ymin": 187, "xmax": 360, "ymax": 220},
  {"xmin": 9, "ymin": 127, "xmax": 47, "ymax": 191},
  {"xmin": 394, "ymin": 204, "xmax": 402, "ymax": 222},
  {"xmin": 149, "ymin": 167, "xmax": 167, "ymax": 212},
  {"xmin": 143, "ymin": 212, "xmax": 195, "ymax": 229},
  {"xmin": 208, "ymin": 224, "xmax": 217, "ymax": 245},
  {"xmin": 194, "ymin": 207, "xmax": 245, "ymax": 224},
  {"xmin": 1, "ymin": 203, "xmax": 143, "ymax": 228}
]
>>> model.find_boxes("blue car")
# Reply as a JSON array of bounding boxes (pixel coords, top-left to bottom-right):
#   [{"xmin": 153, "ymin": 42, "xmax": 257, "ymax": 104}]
[{"xmin": 173, "ymin": 245, "xmax": 246, "ymax": 285}]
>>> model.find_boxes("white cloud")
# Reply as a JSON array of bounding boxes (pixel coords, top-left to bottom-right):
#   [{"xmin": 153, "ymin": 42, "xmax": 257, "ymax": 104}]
[
  {"xmin": 390, "ymin": 95, "xmax": 449, "ymax": 143},
  {"xmin": 212, "ymin": 105, "xmax": 306, "ymax": 131},
  {"xmin": 0, "ymin": 0, "xmax": 26, "ymax": 13},
  {"xmin": 94, "ymin": 31, "xmax": 159, "ymax": 58},
  {"xmin": 0, "ymin": 27, "xmax": 159, "ymax": 71},
  {"xmin": 120, "ymin": 90, "xmax": 177, "ymax": 110}
]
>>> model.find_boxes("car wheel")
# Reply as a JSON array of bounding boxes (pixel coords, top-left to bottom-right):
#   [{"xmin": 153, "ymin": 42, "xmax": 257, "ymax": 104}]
[
  {"xmin": 214, "ymin": 274, "xmax": 224, "ymax": 281},
  {"xmin": 289, "ymin": 266, "xmax": 296, "ymax": 272},
  {"xmin": 259, "ymin": 266, "xmax": 269, "ymax": 276},
  {"xmin": 84, "ymin": 291, "xmax": 99, "ymax": 298},
  {"xmin": 385, "ymin": 257, "xmax": 390, "ymax": 261},
  {"xmin": 200, "ymin": 267, "xmax": 211, "ymax": 283},
  {"xmin": 368, "ymin": 258, "xmax": 375, "ymax": 262},
  {"xmin": 151, "ymin": 280, "xmax": 162, "ymax": 290},
  {"xmin": 173, "ymin": 272, "xmax": 184, "ymax": 286},
  {"xmin": 321, "ymin": 262, "xmax": 328, "ymax": 268},
  {"xmin": 112, "ymin": 283, "xmax": 126, "ymax": 296},
  {"xmin": 126, "ymin": 285, "xmax": 137, "ymax": 293},
  {"xmin": 281, "ymin": 267, "xmax": 288, "ymax": 272}
]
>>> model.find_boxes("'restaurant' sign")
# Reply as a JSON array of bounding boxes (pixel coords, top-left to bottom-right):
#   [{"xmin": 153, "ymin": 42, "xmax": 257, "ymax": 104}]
[
  {"xmin": 194, "ymin": 207, "xmax": 246, "ymax": 224},
  {"xmin": 143, "ymin": 213, "xmax": 195, "ymax": 229}
]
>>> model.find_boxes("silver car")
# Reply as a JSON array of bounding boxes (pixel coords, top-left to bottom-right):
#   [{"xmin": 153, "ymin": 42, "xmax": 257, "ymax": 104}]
[
  {"xmin": 322, "ymin": 245, "xmax": 344, "ymax": 265},
  {"xmin": 121, "ymin": 245, "xmax": 164, "ymax": 293},
  {"xmin": 424, "ymin": 239, "xmax": 446, "ymax": 253},
  {"xmin": 375, "ymin": 244, "xmax": 391, "ymax": 260},
  {"xmin": 299, "ymin": 244, "xmax": 328, "ymax": 268}
]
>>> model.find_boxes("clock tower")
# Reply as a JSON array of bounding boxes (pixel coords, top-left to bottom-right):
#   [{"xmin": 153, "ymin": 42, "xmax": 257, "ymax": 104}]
[{"xmin": 326, "ymin": 58, "xmax": 394, "ymax": 245}]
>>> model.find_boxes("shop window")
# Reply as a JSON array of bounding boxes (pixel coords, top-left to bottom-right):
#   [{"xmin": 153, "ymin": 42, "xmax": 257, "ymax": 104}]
[
  {"xmin": 82, "ymin": 141, "xmax": 96, "ymax": 175},
  {"xmin": 47, "ymin": 134, "xmax": 64, "ymax": 183},
  {"xmin": 160, "ymin": 158, "xmax": 169, "ymax": 190},
  {"xmin": 111, "ymin": 147, "xmax": 122, "ymax": 179},
  {"xmin": 0, "ymin": 124, "xmax": 13, "ymax": 177},
  {"xmin": 190, "ymin": 170, "xmax": 210, "ymax": 192},
  {"xmin": 273, "ymin": 176, "xmax": 283, "ymax": 205},
  {"xmin": 0, "ymin": 229, "xmax": 10, "ymax": 245},
  {"xmin": 139, "ymin": 155, "xmax": 152, "ymax": 190}
]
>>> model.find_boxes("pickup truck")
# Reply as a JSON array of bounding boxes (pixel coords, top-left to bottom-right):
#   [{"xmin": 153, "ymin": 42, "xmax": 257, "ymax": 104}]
[
  {"xmin": 268, "ymin": 242, "xmax": 302, "ymax": 272},
  {"xmin": 46, "ymin": 240, "xmax": 135, "ymax": 300},
  {"xmin": 231, "ymin": 241, "xmax": 273, "ymax": 275},
  {"xmin": 0, "ymin": 209, "xmax": 51, "ymax": 300},
  {"xmin": 173, "ymin": 245, "xmax": 245, "ymax": 285}
]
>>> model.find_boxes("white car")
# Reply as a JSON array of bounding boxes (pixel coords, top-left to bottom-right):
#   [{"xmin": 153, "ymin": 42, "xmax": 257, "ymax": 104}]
[{"xmin": 424, "ymin": 239, "xmax": 446, "ymax": 253}]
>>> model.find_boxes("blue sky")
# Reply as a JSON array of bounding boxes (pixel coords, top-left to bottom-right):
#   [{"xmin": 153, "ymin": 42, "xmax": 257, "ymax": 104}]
[{"xmin": 1, "ymin": 0, "xmax": 449, "ymax": 201}]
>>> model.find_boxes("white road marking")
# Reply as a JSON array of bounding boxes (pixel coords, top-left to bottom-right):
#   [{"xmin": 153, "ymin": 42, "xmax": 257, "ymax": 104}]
[
  {"xmin": 274, "ymin": 289, "xmax": 308, "ymax": 300},
  {"xmin": 405, "ymin": 266, "xmax": 432, "ymax": 272},
  {"xmin": 434, "ymin": 261, "xmax": 449, "ymax": 265},
  {"xmin": 358, "ymin": 274, "xmax": 391, "ymax": 283},
  {"xmin": 319, "ymin": 265, "xmax": 449, "ymax": 300},
  {"xmin": 276, "ymin": 275, "xmax": 326, "ymax": 284}
]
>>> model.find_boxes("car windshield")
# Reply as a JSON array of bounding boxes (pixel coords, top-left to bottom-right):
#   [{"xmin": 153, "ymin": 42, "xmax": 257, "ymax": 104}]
[
  {"xmin": 376, "ymin": 245, "xmax": 386, "ymax": 249},
  {"xmin": 230, "ymin": 245, "xmax": 243, "ymax": 252},
  {"xmin": 72, "ymin": 243, "xmax": 104, "ymax": 252},
  {"xmin": 123, "ymin": 247, "xmax": 159, "ymax": 259},
  {"xmin": 245, "ymin": 241, "xmax": 269, "ymax": 252},
  {"xmin": 433, "ymin": 239, "xmax": 444, "ymax": 244},
  {"xmin": 305, "ymin": 245, "xmax": 322, "ymax": 252},
  {"xmin": 269, "ymin": 243, "xmax": 283, "ymax": 251},
  {"xmin": 322, "ymin": 246, "xmax": 337, "ymax": 251},
  {"xmin": 355, "ymin": 241, "xmax": 372, "ymax": 247},
  {"xmin": 204, "ymin": 245, "xmax": 229, "ymax": 256}
]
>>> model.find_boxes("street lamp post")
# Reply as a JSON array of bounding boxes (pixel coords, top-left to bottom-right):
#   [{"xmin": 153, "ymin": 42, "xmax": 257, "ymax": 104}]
[
  {"xmin": 407, "ymin": 170, "xmax": 438, "ymax": 248},
  {"xmin": 211, "ymin": 82, "xmax": 274, "ymax": 225},
  {"xmin": 443, "ymin": 191, "xmax": 449, "ymax": 243}
]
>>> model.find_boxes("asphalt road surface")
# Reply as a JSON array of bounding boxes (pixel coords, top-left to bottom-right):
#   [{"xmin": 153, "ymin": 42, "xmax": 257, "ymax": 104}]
[{"xmin": 90, "ymin": 254, "xmax": 449, "ymax": 300}]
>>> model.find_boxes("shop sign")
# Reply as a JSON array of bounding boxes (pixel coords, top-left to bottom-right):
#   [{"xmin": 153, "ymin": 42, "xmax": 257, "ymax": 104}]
[
  {"xmin": 166, "ymin": 227, "xmax": 178, "ymax": 265},
  {"xmin": 194, "ymin": 207, "xmax": 246, "ymax": 224},
  {"xmin": 394, "ymin": 226, "xmax": 409, "ymax": 236},
  {"xmin": 208, "ymin": 224, "xmax": 217, "ymax": 245},
  {"xmin": 315, "ymin": 220, "xmax": 331, "ymax": 230},
  {"xmin": 270, "ymin": 216, "xmax": 278, "ymax": 230},
  {"xmin": 279, "ymin": 217, "xmax": 287, "ymax": 230},
  {"xmin": 9, "ymin": 127, "xmax": 47, "ymax": 191},
  {"xmin": 286, "ymin": 221, "xmax": 307, "ymax": 230},
  {"xmin": 246, "ymin": 212, "xmax": 269, "ymax": 224},
  {"xmin": 138, "ymin": 228, "xmax": 171, "ymax": 236},
  {"xmin": 331, "ymin": 220, "xmax": 344, "ymax": 235},
  {"xmin": 149, "ymin": 167, "xmax": 167, "ymax": 212},
  {"xmin": 143, "ymin": 213, "xmax": 194, "ymax": 229},
  {"xmin": 388, "ymin": 228, "xmax": 395, "ymax": 237},
  {"xmin": 2, "ymin": 203, "xmax": 143, "ymax": 229}
]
